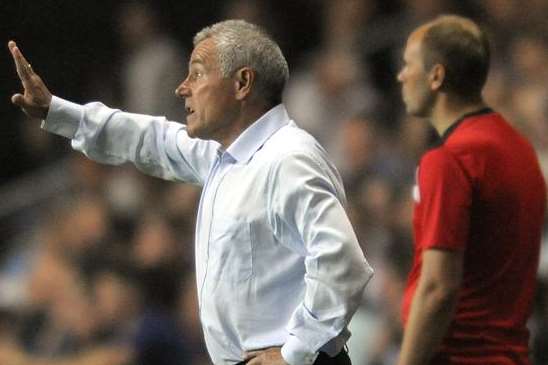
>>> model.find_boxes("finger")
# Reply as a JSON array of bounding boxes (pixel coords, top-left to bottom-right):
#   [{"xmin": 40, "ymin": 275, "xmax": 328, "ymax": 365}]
[
  {"xmin": 9, "ymin": 41, "xmax": 32, "ymax": 72},
  {"xmin": 11, "ymin": 94, "xmax": 34, "ymax": 113},
  {"xmin": 244, "ymin": 351, "xmax": 262, "ymax": 360},
  {"xmin": 246, "ymin": 357, "xmax": 261, "ymax": 365},
  {"xmin": 8, "ymin": 41, "xmax": 33, "ymax": 81},
  {"xmin": 11, "ymin": 93, "xmax": 26, "ymax": 107}
]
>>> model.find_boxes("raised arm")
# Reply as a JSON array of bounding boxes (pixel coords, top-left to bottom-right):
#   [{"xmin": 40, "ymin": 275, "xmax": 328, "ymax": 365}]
[{"xmin": 9, "ymin": 41, "xmax": 219, "ymax": 185}]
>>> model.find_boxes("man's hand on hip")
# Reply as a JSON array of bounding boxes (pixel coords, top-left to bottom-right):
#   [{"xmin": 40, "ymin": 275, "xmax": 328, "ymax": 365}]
[
  {"xmin": 8, "ymin": 41, "xmax": 52, "ymax": 119},
  {"xmin": 244, "ymin": 347, "xmax": 289, "ymax": 365}
]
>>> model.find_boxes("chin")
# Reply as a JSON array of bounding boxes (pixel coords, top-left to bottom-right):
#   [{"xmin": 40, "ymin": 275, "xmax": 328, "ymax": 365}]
[
  {"xmin": 407, "ymin": 104, "xmax": 428, "ymax": 118},
  {"xmin": 189, "ymin": 130, "xmax": 207, "ymax": 140},
  {"xmin": 185, "ymin": 119, "xmax": 201, "ymax": 138},
  {"xmin": 187, "ymin": 127, "xmax": 210, "ymax": 141},
  {"xmin": 405, "ymin": 104, "xmax": 418, "ymax": 117},
  {"xmin": 185, "ymin": 125, "xmax": 195, "ymax": 137}
]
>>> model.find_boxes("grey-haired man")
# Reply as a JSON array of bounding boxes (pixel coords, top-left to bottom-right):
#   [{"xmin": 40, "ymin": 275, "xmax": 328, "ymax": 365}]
[{"xmin": 9, "ymin": 20, "xmax": 372, "ymax": 365}]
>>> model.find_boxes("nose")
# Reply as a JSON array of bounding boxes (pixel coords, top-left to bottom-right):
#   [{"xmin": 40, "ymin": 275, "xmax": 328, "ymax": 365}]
[
  {"xmin": 397, "ymin": 68, "xmax": 405, "ymax": 83},
  {"xmin": 175, "ymin": 77, "xmax": 191, "ymax": 98}
]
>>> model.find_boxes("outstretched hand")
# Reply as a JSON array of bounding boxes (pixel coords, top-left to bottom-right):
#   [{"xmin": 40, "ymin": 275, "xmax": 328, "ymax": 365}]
[{"xmin": 9, "ymin": 41, "xmax": 52, "ymax": 119}]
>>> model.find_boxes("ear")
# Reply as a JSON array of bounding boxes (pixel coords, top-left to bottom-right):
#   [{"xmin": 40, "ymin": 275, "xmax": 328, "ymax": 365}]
[
  {"xmin": 429, "ymin": 64, "xmax": 445, "ymax": 92},
  {"xmin": 233, "ymin": 67, "xmax": 255, "ymax": 101}
]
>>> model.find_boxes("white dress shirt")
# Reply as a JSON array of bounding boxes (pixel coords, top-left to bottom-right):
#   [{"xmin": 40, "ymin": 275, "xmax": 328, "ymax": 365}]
[{"xmin": 43, "ymin": 96, "xmax": 373, "ymax": 365}]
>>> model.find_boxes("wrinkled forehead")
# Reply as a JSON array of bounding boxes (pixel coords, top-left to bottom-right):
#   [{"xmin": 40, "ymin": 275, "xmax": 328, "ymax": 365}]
[{"xmin": 189, "ymin": 37, "xmax": 218, "ymax": 65}]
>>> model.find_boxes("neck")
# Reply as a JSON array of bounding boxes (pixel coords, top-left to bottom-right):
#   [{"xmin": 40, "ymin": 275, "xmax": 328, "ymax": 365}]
[
  {"xmin": 430, "ymin": 94, "xmax": 487, "ymax": 136},
  {"xmin": 219, "ymin": 101, "xmax": 274, "ymax": 148}
]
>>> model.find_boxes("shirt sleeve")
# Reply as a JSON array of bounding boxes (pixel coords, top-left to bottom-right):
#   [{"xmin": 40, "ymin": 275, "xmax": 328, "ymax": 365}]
[
  {"xmin": 42, "ymin": 96, "xmax": 219, "ymax": 185},
  {"xmin": 417, "ymin": 148, "xmax": 472, "ymax": 250},
  {"xmin": 269, "ymin": 152, "xmax": 373, "ymax": 365}
]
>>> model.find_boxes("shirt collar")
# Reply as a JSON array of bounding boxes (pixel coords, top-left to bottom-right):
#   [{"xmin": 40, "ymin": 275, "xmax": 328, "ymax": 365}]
[
  {"xmin": 427, "ymin": 107, "xmax": 495, "ymax": 150},
  {"xmin": 224, "ymin": 104, "xmax": 290, "ymax": 164},
  {"xmin": 440, "ymin": 107, "xmax": 494, "ymax": 141}
]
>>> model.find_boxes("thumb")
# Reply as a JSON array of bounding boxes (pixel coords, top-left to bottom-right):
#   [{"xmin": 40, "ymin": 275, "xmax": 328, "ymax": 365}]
[
  {"xmin": 11, "ymin": 93, "xmax": 26, "ymax": 107},
  {"xmin": 12, "ymin": 92, "xmax": 50, "ymax": 119}
]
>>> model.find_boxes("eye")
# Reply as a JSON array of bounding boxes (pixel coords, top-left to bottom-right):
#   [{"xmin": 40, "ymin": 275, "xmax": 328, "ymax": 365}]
[{"xmin": 190, "ymin": 70, "xmax": 203, "ymax": 81}]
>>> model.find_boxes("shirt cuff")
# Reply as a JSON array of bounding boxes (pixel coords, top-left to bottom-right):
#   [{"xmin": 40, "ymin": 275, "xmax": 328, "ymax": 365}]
[
  {"xmin": 281, "ymin": 335, "xmax": 319, "ymax": 365},
  {"xmin": 41, "ymin": 95, "xmax": 83, "ymax": 138}
]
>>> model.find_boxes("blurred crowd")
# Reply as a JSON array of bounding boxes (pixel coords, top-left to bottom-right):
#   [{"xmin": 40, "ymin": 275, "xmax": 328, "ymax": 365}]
[{"xmin": 0, "ymin": 0, "xmax": 547, "ymax": 364}]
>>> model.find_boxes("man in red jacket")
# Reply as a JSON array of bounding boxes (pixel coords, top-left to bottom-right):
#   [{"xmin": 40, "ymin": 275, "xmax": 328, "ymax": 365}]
[{"xmin": 397, "ymin": 15, "xmax": 546, "ymax": 365}]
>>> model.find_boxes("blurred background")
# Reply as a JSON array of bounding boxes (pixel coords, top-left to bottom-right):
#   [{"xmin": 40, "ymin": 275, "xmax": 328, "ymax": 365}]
[{"xmin": 0, "ymin": 0, "xmax": 547, "ymax": 364}]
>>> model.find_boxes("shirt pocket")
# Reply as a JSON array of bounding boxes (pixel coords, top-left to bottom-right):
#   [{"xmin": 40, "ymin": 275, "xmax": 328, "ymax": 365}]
[{"xmin": 210, "ymin": 217, "xmax": 253, "ymax": 284}]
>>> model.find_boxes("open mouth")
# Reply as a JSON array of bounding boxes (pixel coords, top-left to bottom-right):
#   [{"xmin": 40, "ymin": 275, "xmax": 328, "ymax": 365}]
[{"xmin": 185, "ymin": 106, "xmax": 195, "ymax": 115}]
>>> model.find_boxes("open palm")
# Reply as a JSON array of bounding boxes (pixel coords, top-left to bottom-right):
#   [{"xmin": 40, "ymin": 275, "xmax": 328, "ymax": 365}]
[{"xmin": 9, "ymin": 41, "xmax": 52, "ymax": 119}]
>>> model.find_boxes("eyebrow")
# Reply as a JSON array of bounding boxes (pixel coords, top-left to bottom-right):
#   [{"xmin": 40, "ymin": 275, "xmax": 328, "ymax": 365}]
[{"xmin": 190, "ymin": 59, "xmax": 205, "ymax": 66}]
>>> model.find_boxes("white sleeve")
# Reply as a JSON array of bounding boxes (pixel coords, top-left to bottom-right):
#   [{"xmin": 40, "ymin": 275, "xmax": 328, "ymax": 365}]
[
  {"xmin": 42, "ymin": 96, "xmax": 219, "ymax": 185},
  {"xmin": 269, "ymin": 152, "xmax": 374, "ymax": 365}
]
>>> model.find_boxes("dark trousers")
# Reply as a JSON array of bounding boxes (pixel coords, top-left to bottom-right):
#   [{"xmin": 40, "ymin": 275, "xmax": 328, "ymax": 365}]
[
  {"xmin": 236, "ymin": 349, "xmax": 351, "ymax": 365},
  {"xmin": 314, "ymin": 350, "xmax": 351, "ymax": 365}
]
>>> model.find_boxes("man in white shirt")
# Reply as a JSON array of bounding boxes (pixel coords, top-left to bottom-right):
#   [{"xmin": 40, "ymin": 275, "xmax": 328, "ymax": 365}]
[{"xmin": 9, "ymin": 20, "xmax": 373, "ymax": 365}]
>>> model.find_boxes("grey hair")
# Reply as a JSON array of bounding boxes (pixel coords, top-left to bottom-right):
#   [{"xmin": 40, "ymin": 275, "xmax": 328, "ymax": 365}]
[{"xmin": 194, "ymin": 19, "xmax": 289, "ymax": 105}]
